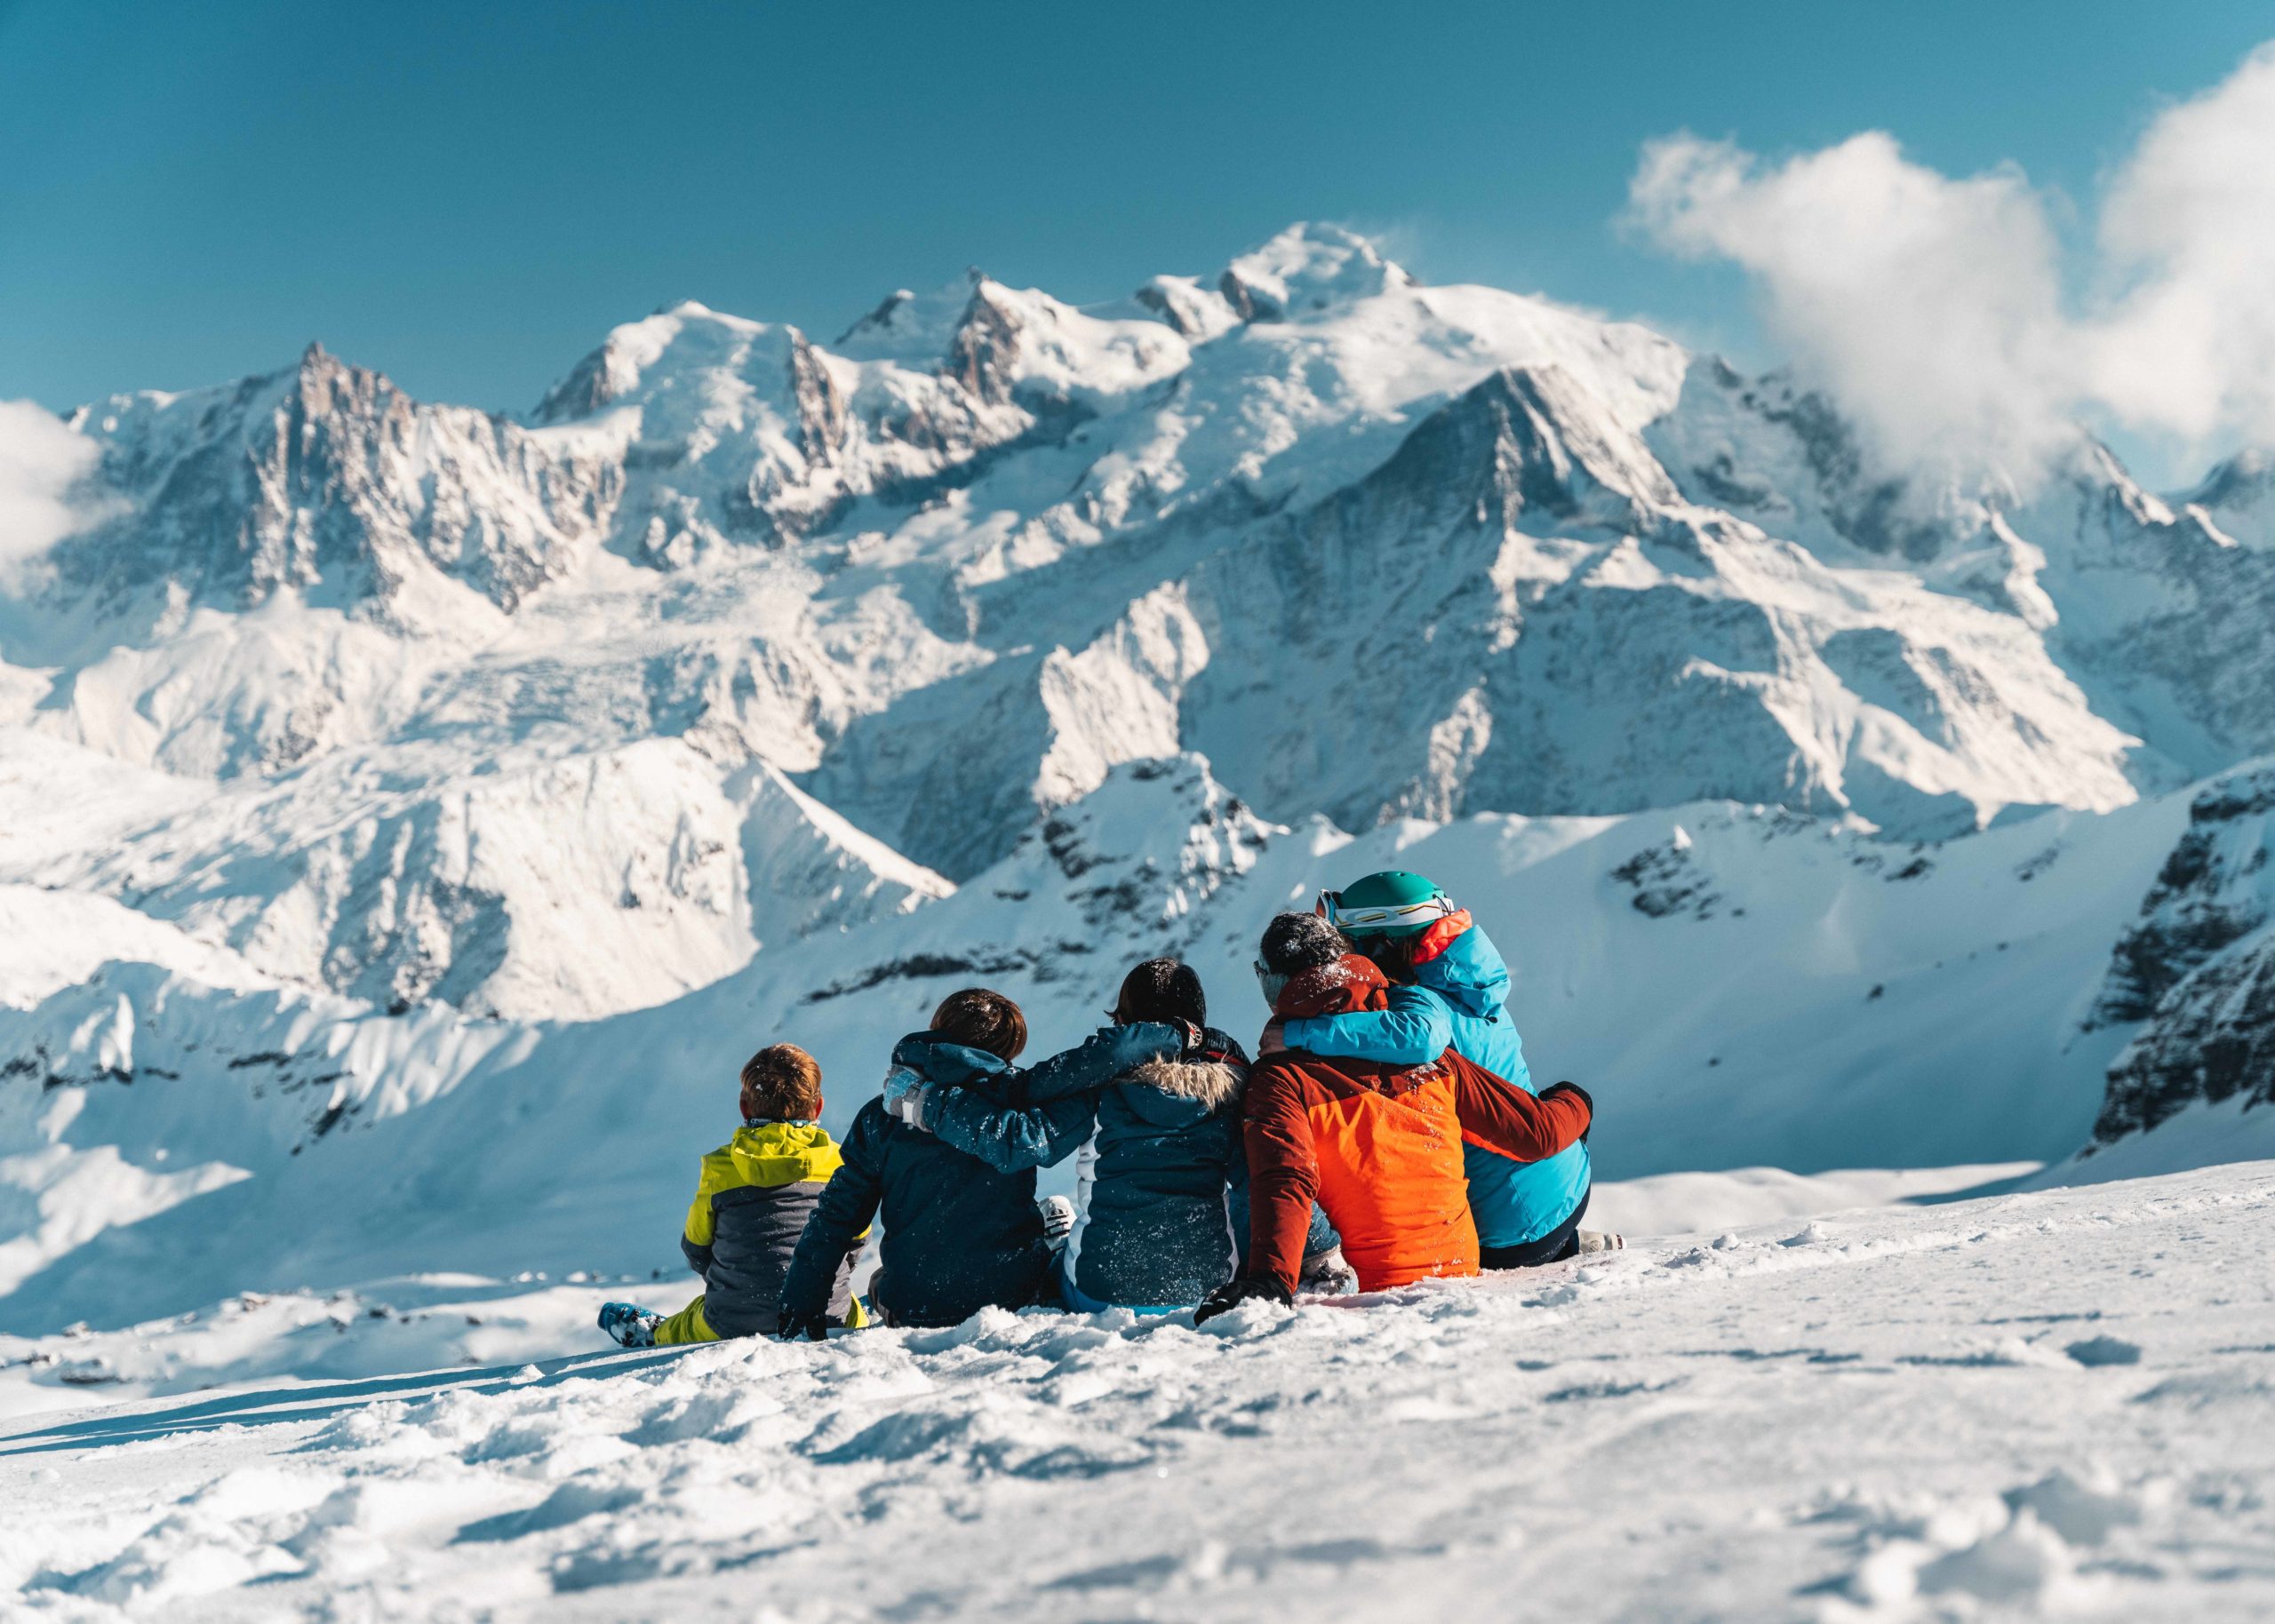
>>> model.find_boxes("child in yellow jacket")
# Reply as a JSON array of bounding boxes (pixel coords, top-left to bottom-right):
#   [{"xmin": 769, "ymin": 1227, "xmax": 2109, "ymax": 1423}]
[{"xmin": 600, "ymin": 1045, "xmax": 866, "ymax": 1346}]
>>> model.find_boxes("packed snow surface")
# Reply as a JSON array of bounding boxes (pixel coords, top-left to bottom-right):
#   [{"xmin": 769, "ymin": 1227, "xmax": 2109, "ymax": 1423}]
[{"xmin": 4, "ymin": 1160, "xmax": 2271, "ymax": 1621}]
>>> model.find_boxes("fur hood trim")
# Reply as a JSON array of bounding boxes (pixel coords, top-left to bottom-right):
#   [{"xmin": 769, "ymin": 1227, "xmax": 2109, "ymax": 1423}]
[{"xmin": 1127, "ymin": 1055, "xmax": 1244, "ymax": 1111}]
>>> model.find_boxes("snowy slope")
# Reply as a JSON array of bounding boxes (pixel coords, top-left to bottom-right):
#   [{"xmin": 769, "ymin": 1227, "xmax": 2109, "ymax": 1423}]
[
  {"xmin": 0, "ymin": 753, "xmax": 2204, "ymax": 1349},
  {"xmin": 5, "ymin": 1159, "xmax": 2272, "ymax": 1621}
]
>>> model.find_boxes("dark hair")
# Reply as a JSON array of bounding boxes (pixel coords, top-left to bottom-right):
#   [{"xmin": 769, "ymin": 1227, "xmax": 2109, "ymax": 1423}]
[
  {"xmin": 1258, "ymin": 912, "xmax": 1353, "ymax": 977},
  {"xmin": 930, "ymin": 988, "xmax": 1028, "ymax": 1061},
  {"xmin": 740, "ymin": 1044, "xmax": 823, "ymax": 1118},
  {"xmin": 1116, "ymin": 958, "xmax": 1206, "ymax": 1027}
]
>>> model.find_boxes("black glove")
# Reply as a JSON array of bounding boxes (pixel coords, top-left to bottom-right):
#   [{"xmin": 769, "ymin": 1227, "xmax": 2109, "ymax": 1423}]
[
  {"xmin": 1193, "ymin": 1275, "xmax": 1294, "ymax": 1325},
  {"xmin": 1541, "ymin": 1080, "xmax": 1594, "ymax": 1142},
  {"xmin": 775, "ymin": 1306, "xmax": 829, "ymax": 1342}
]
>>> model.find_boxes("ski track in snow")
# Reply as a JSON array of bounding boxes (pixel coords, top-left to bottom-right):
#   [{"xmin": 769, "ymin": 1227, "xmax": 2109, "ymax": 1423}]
[{"xmin": 4, "ymin": 1161, "xmax": 2271, "ymax": 1622}]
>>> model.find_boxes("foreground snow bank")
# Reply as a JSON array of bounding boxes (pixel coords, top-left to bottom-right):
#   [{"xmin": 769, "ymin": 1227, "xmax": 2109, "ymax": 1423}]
[{"xmin": 5, "ymin": 1161, "xmax": 2272, "ymax": 1620}]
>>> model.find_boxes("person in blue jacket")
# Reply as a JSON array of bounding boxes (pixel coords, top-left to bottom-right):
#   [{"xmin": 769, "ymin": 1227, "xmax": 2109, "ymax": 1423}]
[
  {"xmin": 899, "ymin": 959, "xmax": 1347, "ymax": 1312},
  {"xmin": 1281, "ymin": 871, "xmax": 1621, "ymax": 1268},
  {"xmin": 776, "ymin": 988, "xmax": 1191, "ymax": 1334}
]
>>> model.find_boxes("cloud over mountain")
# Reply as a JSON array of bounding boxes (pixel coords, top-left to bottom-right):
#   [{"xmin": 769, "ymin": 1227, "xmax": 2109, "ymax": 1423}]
[
  {"xmin": 0, "ymin": 399, "xmax": 106, "ymax": 582},
  {"xmin": 1629, "ymin": 41, "xmax": 2275, "ymax": 479}
]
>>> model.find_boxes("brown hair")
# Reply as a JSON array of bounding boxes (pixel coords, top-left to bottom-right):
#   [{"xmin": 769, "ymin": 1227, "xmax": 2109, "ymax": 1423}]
[
  {"xmin": 930, "ymin": 988, "xmax": 1028, "ymax": 1061},
  {"xmin": 740, "ymin": 1044, "xmax": 823, "ymax": 1120}
]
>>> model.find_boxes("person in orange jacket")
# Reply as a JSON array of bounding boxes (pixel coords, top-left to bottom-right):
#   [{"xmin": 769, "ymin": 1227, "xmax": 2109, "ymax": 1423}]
[{"xmin": 1194, "ymin": 912, "xmax": 1593, "ymax": 1322}]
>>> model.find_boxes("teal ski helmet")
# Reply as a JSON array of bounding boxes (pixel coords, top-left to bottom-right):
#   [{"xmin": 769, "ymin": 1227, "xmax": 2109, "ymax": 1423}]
[{"xmin": 1318, "ymin": 870, "xmax": 1456, "ymax": 938}]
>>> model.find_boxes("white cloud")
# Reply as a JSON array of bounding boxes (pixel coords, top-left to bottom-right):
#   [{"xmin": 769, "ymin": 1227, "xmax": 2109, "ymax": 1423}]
[
  {"xmin": 0, "ymin": 399, "xmax": 103, "ymax": 578},
  {"xmin": 1628, "ymin": 42, "xmax": 2275, "ymax": 480},
  {"xmin": 2093, "ymin": 44, "xmax": 2275, "ymax": 445}
]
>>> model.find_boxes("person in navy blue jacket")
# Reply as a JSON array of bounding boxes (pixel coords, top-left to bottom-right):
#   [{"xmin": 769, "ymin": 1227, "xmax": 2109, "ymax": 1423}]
[{"xmin": 776, "ymin": 989, "xmax": 1188, "ymax": 1334}]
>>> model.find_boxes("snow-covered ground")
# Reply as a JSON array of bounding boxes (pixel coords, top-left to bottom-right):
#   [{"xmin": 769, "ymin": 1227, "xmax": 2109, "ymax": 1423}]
[{"xmin": 6, "ymin": 1159, "xmax": 2271, "ymax": 1621}]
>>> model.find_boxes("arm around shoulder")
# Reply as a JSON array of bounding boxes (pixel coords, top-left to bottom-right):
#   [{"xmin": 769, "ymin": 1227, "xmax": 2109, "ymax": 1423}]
[
  {"xmin": 924, "ymin": 1086, "xmax": 1096, "ymax": 1174},
  {"xmin": 1282, "ymin": 985, "xmax": 1451, "ymax": 1066},
  {"xmin": 1014, "ymin": 1022, "xmax": 1185, "ymax": 1102}
]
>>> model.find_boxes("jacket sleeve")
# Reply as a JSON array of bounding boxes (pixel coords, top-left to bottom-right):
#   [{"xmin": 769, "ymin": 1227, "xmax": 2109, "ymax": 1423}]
[
  {"xmin": 680, "ymin": 1155, "xmax": 719, "ymax": 1276},
  {"xmin": 1281, "ymin": 984, "xmax": 1452, "ymax": 1067},
  {"xmin": 923, "ymin": 1087, "xmax": 1098, "ymax": 1174},
  {"xmin": 781, "ymin": 1103, "xmax": 887, "ymax": 1322},
  {"xmin": 1010, "ymin": 1022, "xmax": 1185, "ymax": 1102},
  {"xmin": 1239, "ymin": 1062, "xmax": 1321, "ymax": 1294},
  {"xmin": 1448, "ymin": 1056, "xmax": 1592, "ymax": 1162}
]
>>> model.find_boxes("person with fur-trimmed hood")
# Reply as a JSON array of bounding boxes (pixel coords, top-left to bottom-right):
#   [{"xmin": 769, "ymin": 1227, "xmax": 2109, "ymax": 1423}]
[
  {"xmin": 1194, "ymin": 914, "xmax": 1594, "ymax": 1323},
  {"xmin": 906, "ymin": 959, "xmax": 1326, "ymax": 1312}
]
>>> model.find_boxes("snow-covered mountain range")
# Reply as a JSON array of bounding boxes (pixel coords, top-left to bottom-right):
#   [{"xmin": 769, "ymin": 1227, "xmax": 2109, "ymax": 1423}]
[{"xmin": 4, "ymin": 223, "xmax": 2273, "ymax": 1365}]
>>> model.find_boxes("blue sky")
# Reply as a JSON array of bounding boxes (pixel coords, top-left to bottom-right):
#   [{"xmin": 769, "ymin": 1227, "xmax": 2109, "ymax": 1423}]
[{"xmin": 3, "ymin": 0, "xmax": 2271, "ymax": 440}]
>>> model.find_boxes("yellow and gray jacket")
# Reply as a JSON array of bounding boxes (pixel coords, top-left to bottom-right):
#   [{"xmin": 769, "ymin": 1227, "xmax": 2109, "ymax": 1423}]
[{"xmin": 682, "ymin": 1120, "xmax": 863, "ymax": 1337}]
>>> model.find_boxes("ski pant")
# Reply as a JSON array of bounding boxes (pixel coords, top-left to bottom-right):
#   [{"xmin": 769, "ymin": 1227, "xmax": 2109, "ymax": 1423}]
[
  {"xmin": 1479, "ymin": 1190, "xmax": 1589, "ymax": 1270},
  {"xmin": 655, "ymin": 1295, "xmax": 720, "ymax": 1346},
  {"xmin": 657, "ymin": 1292, "xmax": 868, "ymax": 1342}
]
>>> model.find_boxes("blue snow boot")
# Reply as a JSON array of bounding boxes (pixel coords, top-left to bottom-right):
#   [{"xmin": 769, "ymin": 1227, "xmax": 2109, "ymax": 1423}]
[{"xmin": 598, "ymin": 1302, "xmax": 662, "ymax": 1348}]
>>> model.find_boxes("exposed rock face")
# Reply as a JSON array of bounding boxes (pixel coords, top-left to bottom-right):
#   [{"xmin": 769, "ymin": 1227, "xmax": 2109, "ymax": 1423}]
[
  {"xmin": 946, "ymin": 286, "xmax": 1023, "ymax": 406},
  {"xmin": 786, "ymin": 329, "xmax": 848, "ymax": 462},
  {"xmin": 61, "ymin": 345, "xmax": 616, "ymax": 618},
  {"xmin": 2093, "ymin": 762, "xmax": 2275, "ymax": 1142}
]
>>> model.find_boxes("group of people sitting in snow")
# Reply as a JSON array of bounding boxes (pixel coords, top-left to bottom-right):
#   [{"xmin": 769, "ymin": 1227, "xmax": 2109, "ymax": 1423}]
[{"xmin": 597, "ymin": 869, "xmax": 1617, "ymax": 1348}]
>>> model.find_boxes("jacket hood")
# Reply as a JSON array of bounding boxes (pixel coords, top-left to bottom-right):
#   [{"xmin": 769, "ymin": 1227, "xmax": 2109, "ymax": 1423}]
[
  {"xmin": 722, "ymin": 1120, "xmax": 843, "ymax": 1188},
  {"xmin": 1125, "ymin": 1046, "xmax": 1246, "ymax": 1116},
  {"xmin": 1275, "ymin": 954, "xmax": 1391, "ymax": 1020},
  {"xmin": 890, "ymin": 1031, "xmax": 1024, "ymax": 1105},
  {"xmin": 1410, "ymin": 919, "xmax": 1510, "ymax": 1017}
]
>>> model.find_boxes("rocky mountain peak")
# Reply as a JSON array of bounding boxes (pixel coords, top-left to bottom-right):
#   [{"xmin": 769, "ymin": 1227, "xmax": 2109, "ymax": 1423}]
[
  {"xmin": 1350, "ymin": 362, "xmax": 1681, "ymax": 537},
  {"xmin": 946, "ymin": 281, "xmax": 1024, "ymax": 405},
  {"xmin": 2179, "ymin": 447, "xmax": 2275, "ymax": 548},
  {"xmin": 1218, "ymin": 222, "xmax": 1409, "ymax": 322}
]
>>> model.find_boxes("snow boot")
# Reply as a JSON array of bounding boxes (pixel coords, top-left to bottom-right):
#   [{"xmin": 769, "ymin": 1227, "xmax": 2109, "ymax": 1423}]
[
  {"xmin": 598, "ymin": 1302, "xmax": 663, "ymax": 1348},
  {"xmin": 1037, "ymin": 1196, "xmax": 1076, "ymax": 1253},
  {"xmin": 1574, "ymin": 1230, "xmax": 1624, "ymax": 1255},
  {"xmin": 1298, "ymin": 1244, "xmax": 1358, "ymax": 1295}
]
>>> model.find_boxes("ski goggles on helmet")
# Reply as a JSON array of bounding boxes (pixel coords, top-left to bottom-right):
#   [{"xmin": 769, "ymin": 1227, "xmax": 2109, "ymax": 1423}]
[{"xmin": 1314, "ymin": 888, "xmax": 1457, "ymax": 936}]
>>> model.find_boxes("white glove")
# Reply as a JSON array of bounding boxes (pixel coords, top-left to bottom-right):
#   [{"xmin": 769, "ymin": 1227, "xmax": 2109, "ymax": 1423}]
[
  {"xmin": 886, "ymin": 1080, "xmax": 932, "ymax": 1133},
  {"xmin": 882, "ymin": 1064, "xmax": 930, "ymax": 1129}
]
